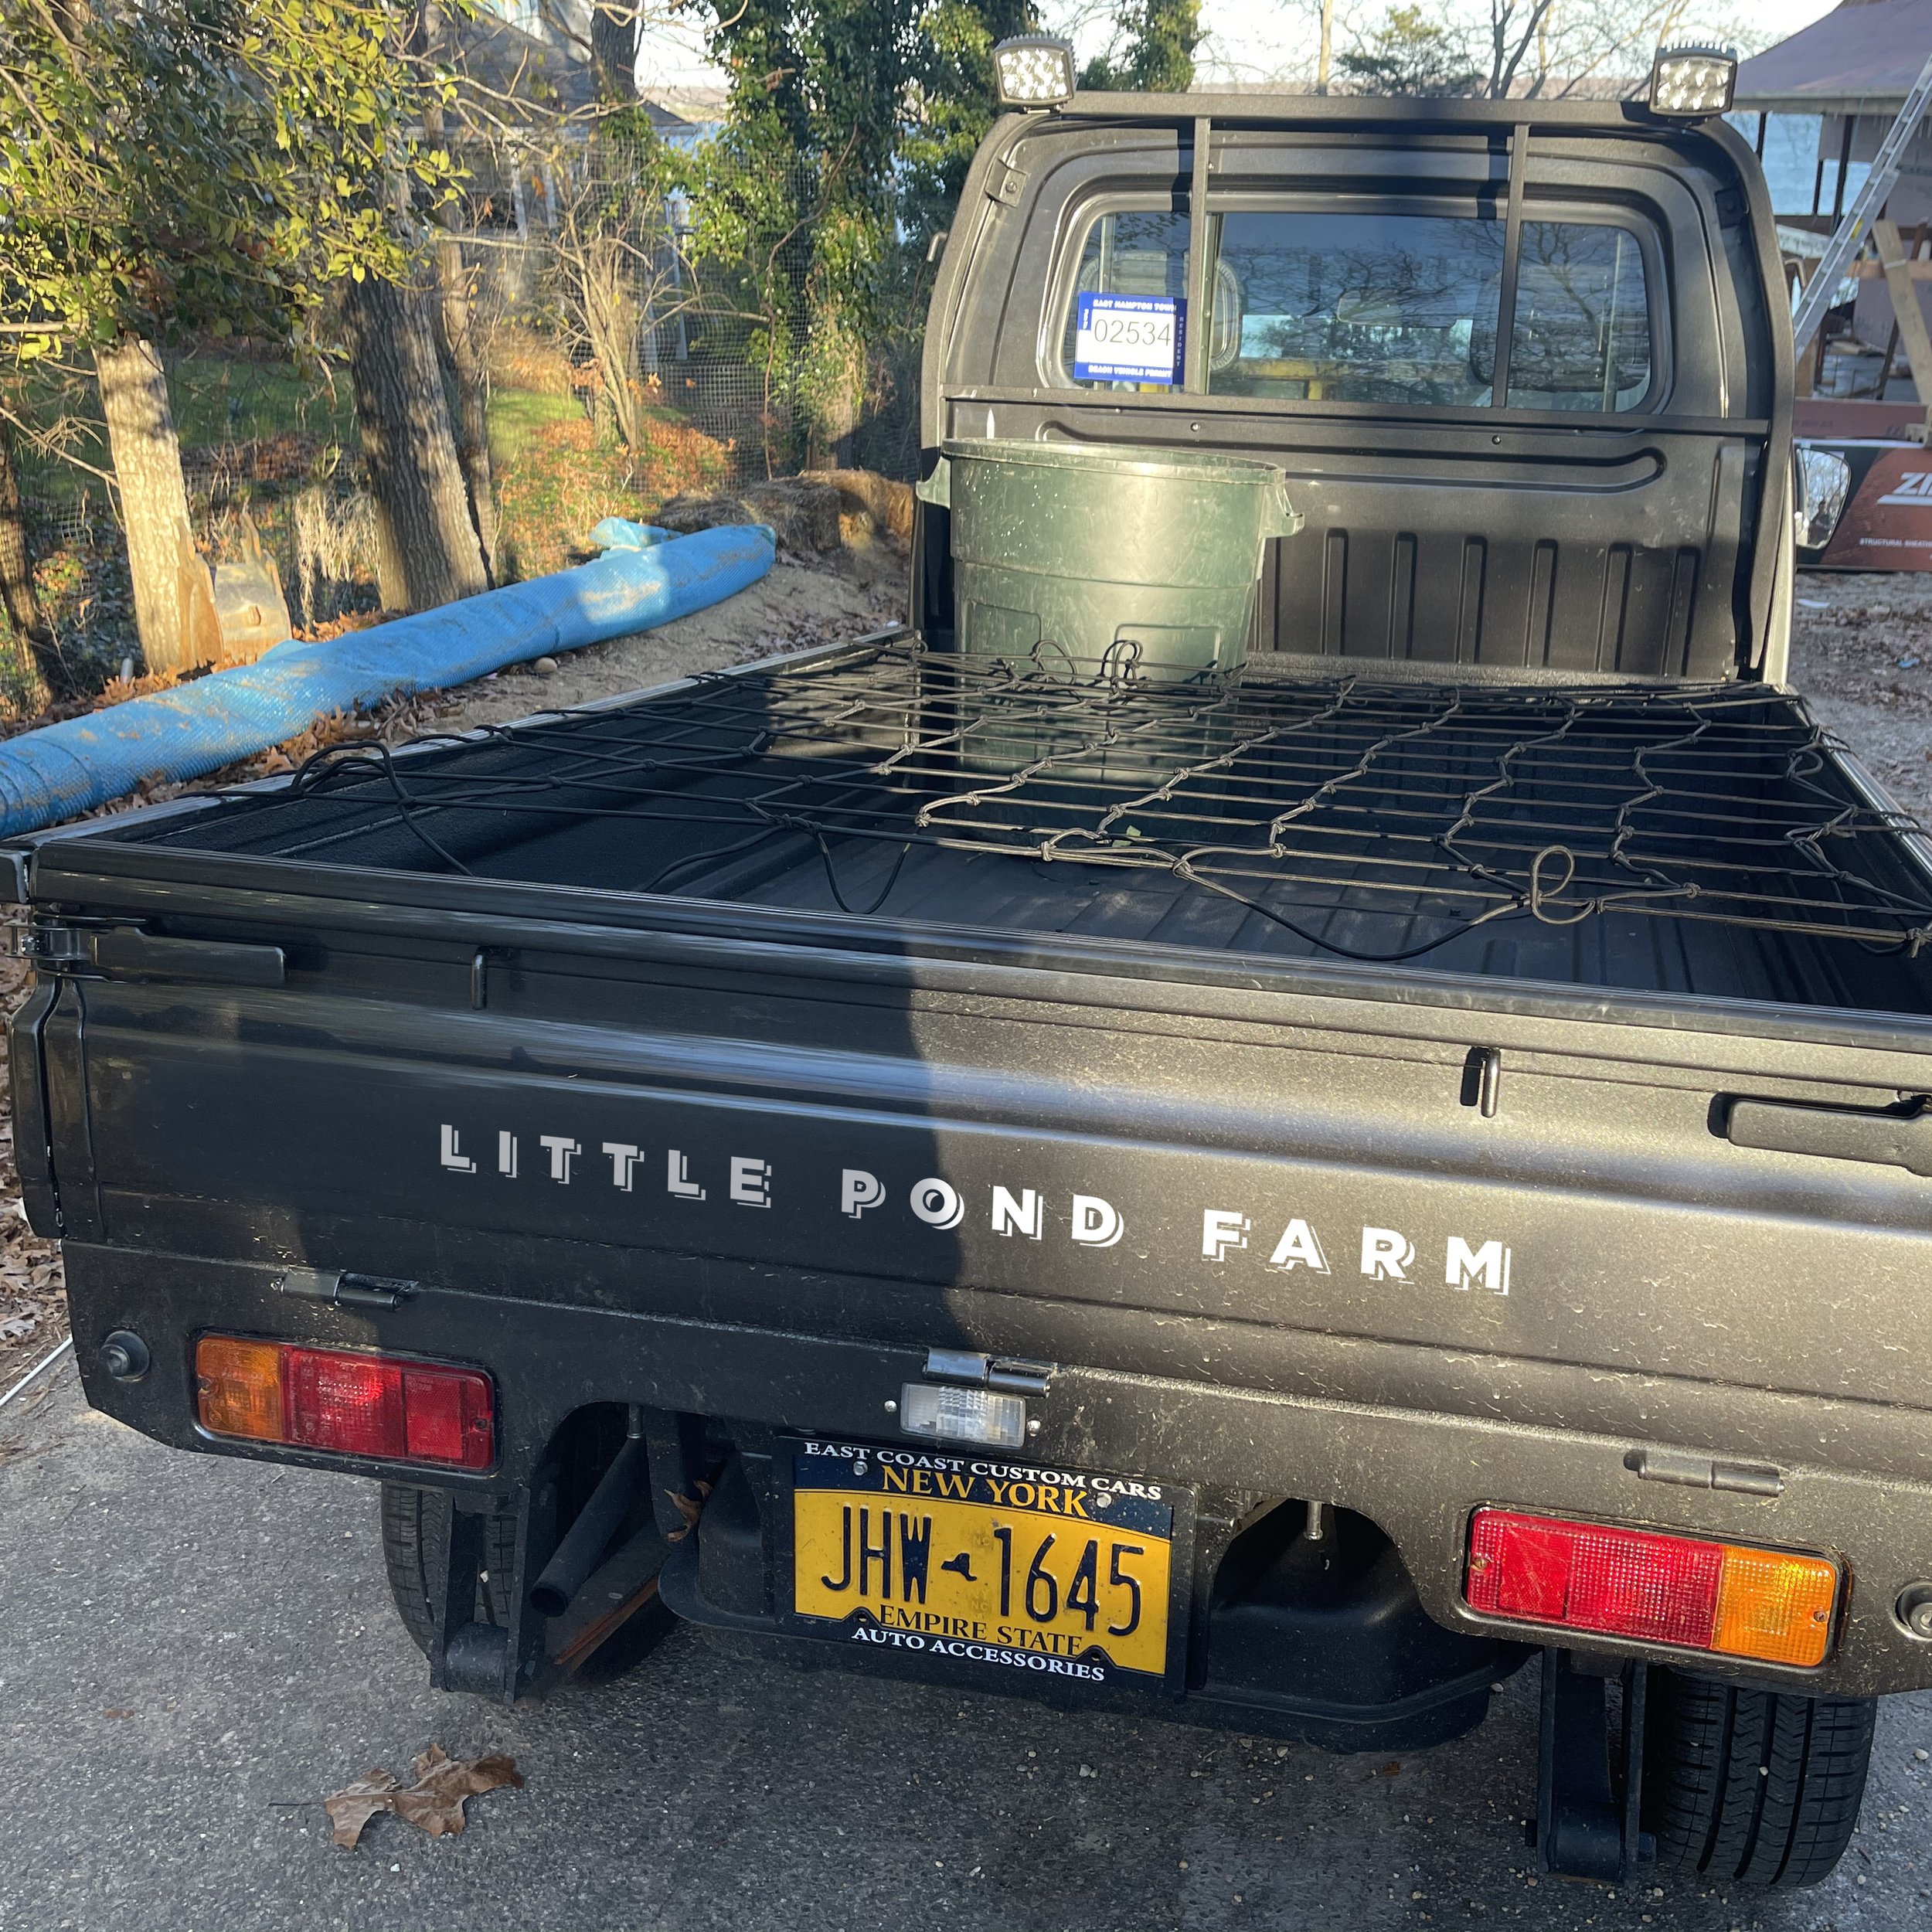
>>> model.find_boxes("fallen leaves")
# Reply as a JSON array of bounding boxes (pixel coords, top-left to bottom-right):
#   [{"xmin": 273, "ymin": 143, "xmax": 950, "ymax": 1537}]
[
  {"xmin": 0, "ymin": 956, "xmax": 66, "ymax": 1389},
  {"xmin": 664, "ymin": 1477, "xmax": 712, "ymax": 1542},
  {"xmin": 325, "ymin": 1744, "xmax": 522, "ymax": 1849}
]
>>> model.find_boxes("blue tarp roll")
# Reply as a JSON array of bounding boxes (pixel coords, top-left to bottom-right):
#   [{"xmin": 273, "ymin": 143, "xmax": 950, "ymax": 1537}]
[{"xmin": 0, "ymin": 519, "xmax": 775, "ymax": 838}]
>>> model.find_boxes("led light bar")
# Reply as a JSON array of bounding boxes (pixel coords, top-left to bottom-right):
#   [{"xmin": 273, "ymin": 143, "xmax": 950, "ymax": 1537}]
[
  {"xmin": 992, "ymin": 34, "xmax": 1077, "ymax": 109},
  {"xmin": 196, "ymin": 1335, "xmax": 496, "ymax": 1470},
  {"xmin": 1648, "ymin": 44, "xmax": 1737, "ymax": 119},
  {"xmin": 1464, "ymin": 1507, "xmax": 1837, "ymax": 1668}
]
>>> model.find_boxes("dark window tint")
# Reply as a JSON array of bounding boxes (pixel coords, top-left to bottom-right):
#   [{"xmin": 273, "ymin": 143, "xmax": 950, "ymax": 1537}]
[
  {"xmin": 1205, "ymin": 210, "xmax": 1504, "ymax": 405},
  {"xmin": 1505, "ymin": 221, "xmax": 1651, "ymax": 410},
  {"xmin": 1062, "ymin": 209, "xmax": 1190, "ymax": 386}
]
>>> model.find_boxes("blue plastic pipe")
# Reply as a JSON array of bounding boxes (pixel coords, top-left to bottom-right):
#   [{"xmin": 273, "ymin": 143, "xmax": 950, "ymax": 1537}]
[{"xmin": 0, "ymin": 519, "xmax": 775, "ymax": 838}]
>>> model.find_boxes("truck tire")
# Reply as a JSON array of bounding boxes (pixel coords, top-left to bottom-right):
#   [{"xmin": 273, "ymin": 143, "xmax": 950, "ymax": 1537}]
[
  {"xmin": 380, "ymin": 1482, "xmax": 519, "ymax": 1658},
  {"xmin": 1643, "ymin": 1667, "xmax": 1877, "ymax": 1887}
]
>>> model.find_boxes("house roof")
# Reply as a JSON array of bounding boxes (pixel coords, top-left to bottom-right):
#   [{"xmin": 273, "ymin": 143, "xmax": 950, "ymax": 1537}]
[
  {"xmin": 1734, "ymin": 0, "xmax": 1932, "ymax": 115},
  {"xmin": 448, "ymin": 9, "xmax": 603, "ymax": 126}
]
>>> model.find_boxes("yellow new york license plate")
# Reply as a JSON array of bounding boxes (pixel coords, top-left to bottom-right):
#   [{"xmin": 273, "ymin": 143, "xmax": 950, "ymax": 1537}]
[{"xmin": 784, "ymin": 1440, "xmax": 1179, "ymax": 1688}]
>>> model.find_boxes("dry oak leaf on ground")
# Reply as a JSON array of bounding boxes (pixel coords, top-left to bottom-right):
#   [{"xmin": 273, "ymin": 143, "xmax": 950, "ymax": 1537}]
[{"xmin": 325, "ymin": 1744, "xmax": 523, "ymax": 1849}]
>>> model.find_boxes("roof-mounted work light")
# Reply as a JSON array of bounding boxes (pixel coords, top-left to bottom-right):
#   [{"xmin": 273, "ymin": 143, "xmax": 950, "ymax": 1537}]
[
  {"xmin": 992, "ymin": 34, "xmax": 1077, "ymax": 109},
  {"xmin": 1648, "ymin": 43, "xmax": 1737, "ymax": 118}
]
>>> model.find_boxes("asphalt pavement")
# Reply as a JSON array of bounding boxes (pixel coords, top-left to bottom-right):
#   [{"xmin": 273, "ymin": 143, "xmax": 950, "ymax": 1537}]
[{"xmin": 2, "ymin": 1362, "xmax": 1928, "ymax": 1932}]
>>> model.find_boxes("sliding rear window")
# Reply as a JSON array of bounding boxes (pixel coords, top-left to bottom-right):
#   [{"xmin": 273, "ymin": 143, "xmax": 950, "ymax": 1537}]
[
  {"xmin": 1056, "ymin": 199, "xmax": 1656, "ymax": 413},
  {"xmin": 1206, "ymin": 209, "xmax": 1503, "ymax": 406},
  {"xmin": 1506, "ymin": 220, "xmax": 1651, "ymax": 410}
]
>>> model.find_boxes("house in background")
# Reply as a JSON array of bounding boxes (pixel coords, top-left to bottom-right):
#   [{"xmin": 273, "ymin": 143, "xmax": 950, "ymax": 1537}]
[
  {"xmin": 1734, "ymin": 0, "xmax": 1932, "ymax": 363},
  {"xmin": 1737, "ymin": 2, "xmax": 1932, "ymax": 563},
  {"xmin": 639, "ymin": 87, "xmax": 726, "ymax": 147}
]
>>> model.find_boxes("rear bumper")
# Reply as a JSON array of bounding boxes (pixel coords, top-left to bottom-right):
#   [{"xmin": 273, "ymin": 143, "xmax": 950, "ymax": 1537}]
[{"xmin": 64, "ymin": 1240, "xmax": 1932, "ymax": 1702}]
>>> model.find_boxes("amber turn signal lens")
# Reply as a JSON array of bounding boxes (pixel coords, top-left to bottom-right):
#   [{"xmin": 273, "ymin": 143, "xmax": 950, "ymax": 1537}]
[
  {"xmin": 1713, "ymin": 1546, "xmax": 1838, "ymax": 1668},
  {"xmin": 194, "ymin": 1335, "xmax": 285, "ymax": 1442}
]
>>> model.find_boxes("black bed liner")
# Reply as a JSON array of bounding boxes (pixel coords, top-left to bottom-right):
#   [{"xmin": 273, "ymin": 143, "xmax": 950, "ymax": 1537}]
[{"xmin": 114, "ymin": 641, "xmax": 1932, "ymax": 1017}]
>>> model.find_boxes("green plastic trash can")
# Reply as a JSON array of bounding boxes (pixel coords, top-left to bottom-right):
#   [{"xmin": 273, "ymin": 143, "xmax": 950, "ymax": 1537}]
[{"xmin": 917, "ymin": 439, "xmax": 1301, "ymax": 681}]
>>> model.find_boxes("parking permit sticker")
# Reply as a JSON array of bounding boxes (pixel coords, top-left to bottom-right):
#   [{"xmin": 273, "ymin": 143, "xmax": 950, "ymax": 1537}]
[{"xmin": 1074, "ymin": 293, "xmax": 1186, "ymax": 385}]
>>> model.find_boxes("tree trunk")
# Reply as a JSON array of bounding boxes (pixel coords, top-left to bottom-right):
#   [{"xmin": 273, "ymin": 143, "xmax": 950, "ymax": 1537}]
[
  {"xmin": 0, "ymin": 417, "xmax": 55, "ymax": 704},
  {"xmin": 340, "ymin": 272, "xmax": 491, "ymax": 612},
  {"xmin": 94, "ymin": 335, "xmax": 219, "ymax": 676},
  {"xmin": 420, "ymin": 0, "xmax": 497, "ymax": 577},
  {"xmin": 1317, "ymin": 0, "xmax": 1333, "ymax": 94},
  {"xmin": 590, "ymin": 0, "xmax": 637, "ymax": 97},
  {"xmin": 580, "ymin": 236, "xmax": 646, "ymax": 452},
  {"xmin": 428, "ymin": 232, "xmax": 498, "ymax": 577}
]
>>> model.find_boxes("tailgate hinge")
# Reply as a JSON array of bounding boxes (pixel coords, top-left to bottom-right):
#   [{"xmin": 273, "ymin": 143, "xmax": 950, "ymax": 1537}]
[
  {"xmin": 276, "ymin": 1267, "xmax": 417, "ymax": 1311},
  {"xmin": 5, "ymin": 917, "xmax": 93, "ymax": 968},
  {"xmin": 923, "ymin": 1347, "xmax": 1053, "ymax": 1396}
]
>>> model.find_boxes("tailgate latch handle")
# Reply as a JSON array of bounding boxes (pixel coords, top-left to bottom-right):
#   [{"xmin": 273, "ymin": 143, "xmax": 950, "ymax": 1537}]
[
  {"xmin": 924, "ymin": 1346, "xmax": 1053, "ymax": 1396},
  {"xmin": 1725, "ymin": 1095, "xmax": 1932, "ymax": 1176}
]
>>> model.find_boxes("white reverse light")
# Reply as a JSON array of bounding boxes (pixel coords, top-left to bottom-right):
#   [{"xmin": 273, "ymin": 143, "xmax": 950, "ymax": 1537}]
[
  {"xmin": 992, "ymin": 34, "xmax": 1077, "ymax": 109},
  {"xmin": 1648, "ymin": 44, "xmax": 1737, "ymax": 119},
  {"xmin": 900, "ymin": 1382, "xmax": 1028, "ymax": 1449}
]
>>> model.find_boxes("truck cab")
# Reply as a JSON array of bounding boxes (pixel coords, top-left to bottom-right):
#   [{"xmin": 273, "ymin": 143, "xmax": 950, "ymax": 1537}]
[{"xmin": 916, "ymin": 87, "xmax": 1796, "ymax": 685}]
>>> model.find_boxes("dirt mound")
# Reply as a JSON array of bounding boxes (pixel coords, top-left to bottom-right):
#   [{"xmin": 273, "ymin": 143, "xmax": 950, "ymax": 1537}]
[{"xmin": 655, "ymin": 469, "xmax": 912, "ymax": 556}]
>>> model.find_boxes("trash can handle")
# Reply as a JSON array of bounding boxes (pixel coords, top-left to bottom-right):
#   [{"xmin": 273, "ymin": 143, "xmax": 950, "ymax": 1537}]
[
  {"xmin": 1262, "ymin": 470, "xmax": 1304, "ymax": 541},
  {"xmin": 916, "ymin": 455, "xmax": 952, "ymax": 509}
]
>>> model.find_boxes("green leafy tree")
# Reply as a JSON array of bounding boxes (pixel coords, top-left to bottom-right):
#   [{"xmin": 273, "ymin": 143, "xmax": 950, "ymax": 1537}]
[
  {"xmin": 700, "ymin": 0, "xmax": 816, "ymax": 467},
  {"xmin": 1338, "ymin": 5, "xmax": 1480, "ymax": 96},
  {"xmin": 1081, "ymin": 0, "xmax": 1201, "ymax": 94},
  {"xmin": 901, "ymin": 0, "xmax": 1036, "ymax": 252},
  {"xmin": 0, "ymin": 0, "xmax": 465, "ymax": 669},
  {"xmin": 797, "ymin": 0, "xmax": 923, "ymax": 462},
  {"xmin": 703, "ymin": 0, "xmax": 923, "ymax": 468}
]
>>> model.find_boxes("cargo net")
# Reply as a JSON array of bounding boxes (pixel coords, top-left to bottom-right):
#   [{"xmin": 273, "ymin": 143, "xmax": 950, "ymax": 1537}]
[{"xmin": 163, "ymin": 639, "xmax": 1932, "ymax": 964}]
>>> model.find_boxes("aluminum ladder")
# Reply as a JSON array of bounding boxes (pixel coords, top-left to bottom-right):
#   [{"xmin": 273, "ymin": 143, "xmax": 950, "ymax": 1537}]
[{"xmin": 1790, "ymin": 48, "xmax": 1932, "ymax": 358}]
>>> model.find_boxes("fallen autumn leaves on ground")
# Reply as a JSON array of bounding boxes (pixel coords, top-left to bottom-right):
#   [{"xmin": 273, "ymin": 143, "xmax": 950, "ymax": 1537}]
[{"xmin": 325, "ymin": 1745, "xmax": 523, "ymax": 1849}]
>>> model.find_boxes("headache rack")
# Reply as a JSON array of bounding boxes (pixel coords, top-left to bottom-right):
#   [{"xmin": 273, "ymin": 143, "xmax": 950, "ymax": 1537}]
[{"xmin": 115, "ymin": 638, "xmax": 1932, "ymax": 1010}]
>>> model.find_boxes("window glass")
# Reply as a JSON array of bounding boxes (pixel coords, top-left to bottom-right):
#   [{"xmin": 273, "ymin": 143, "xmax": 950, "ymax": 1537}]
[
  {"xmin": 1203, "ymin": 209, "xmax": 1504, "ymax": 405},
  {"xmin": 1505, "ymin": 221, "xmax": 1651, "ymax": 410},
  {"xmin": 1055, "ymin": 203, "xmax": 1657, "ymax": 412},
  {"xmin": 1061, "ymin": 209, "xmax": 1190, "ymax": 388}
]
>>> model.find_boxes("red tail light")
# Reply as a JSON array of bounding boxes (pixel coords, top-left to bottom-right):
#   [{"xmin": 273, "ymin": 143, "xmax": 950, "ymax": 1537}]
[
  {"xmin": 196, "ymin": 1337, "xmax": 495, "ymax": 1471},
  {"xmin": 1465, "ymin": 1508, "xmax": 1837, "ymax": 1668}
]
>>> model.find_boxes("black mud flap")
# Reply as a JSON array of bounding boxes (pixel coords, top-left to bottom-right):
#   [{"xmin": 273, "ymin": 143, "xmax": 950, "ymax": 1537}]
[{"xmin": 1531, "ymin": 1648, "xmax": 1657, "ymax": 1884}]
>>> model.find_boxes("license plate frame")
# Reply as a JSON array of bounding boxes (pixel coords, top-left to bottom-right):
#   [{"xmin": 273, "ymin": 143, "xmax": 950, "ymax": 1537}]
[{"xmin": 774, "ymin": 1437, "xmax": 1195, "ymax": 1694}]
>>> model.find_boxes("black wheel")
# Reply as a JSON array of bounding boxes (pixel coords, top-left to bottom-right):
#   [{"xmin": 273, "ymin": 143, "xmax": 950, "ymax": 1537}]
[
  {"xmin": 380, "ymin": 1481, "xmax": 519, "ymax": 1658},
  {"xmin": 1643, "ymin": 1666, "xmax": 1877, "ymax": 1888}
]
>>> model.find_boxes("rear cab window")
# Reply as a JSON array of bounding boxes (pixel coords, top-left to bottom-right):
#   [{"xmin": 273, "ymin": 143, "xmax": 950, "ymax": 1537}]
[
  {"xmin": 1207, "ymin": 208, "xmax": 1504, "ymax": 405},
  {"xmin": 1054, "ymin": 196, "xmax": 1656, "ymax": 413}
]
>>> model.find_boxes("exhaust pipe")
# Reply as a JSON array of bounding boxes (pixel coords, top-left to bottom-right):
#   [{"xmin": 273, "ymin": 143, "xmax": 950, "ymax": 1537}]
[{"xmin": 529, "ymin": 1423, "xmax": 648, "ymax": 1619}]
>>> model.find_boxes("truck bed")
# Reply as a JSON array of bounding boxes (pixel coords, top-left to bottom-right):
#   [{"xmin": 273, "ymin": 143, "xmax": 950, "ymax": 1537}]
[
  {"xmin": 113, "ymin": 637, "xmax": 1932, "ymax": 1020},
  {"xmin": 32, "ymin": 634, "xmax": 1932, "ymax": 1709}
]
